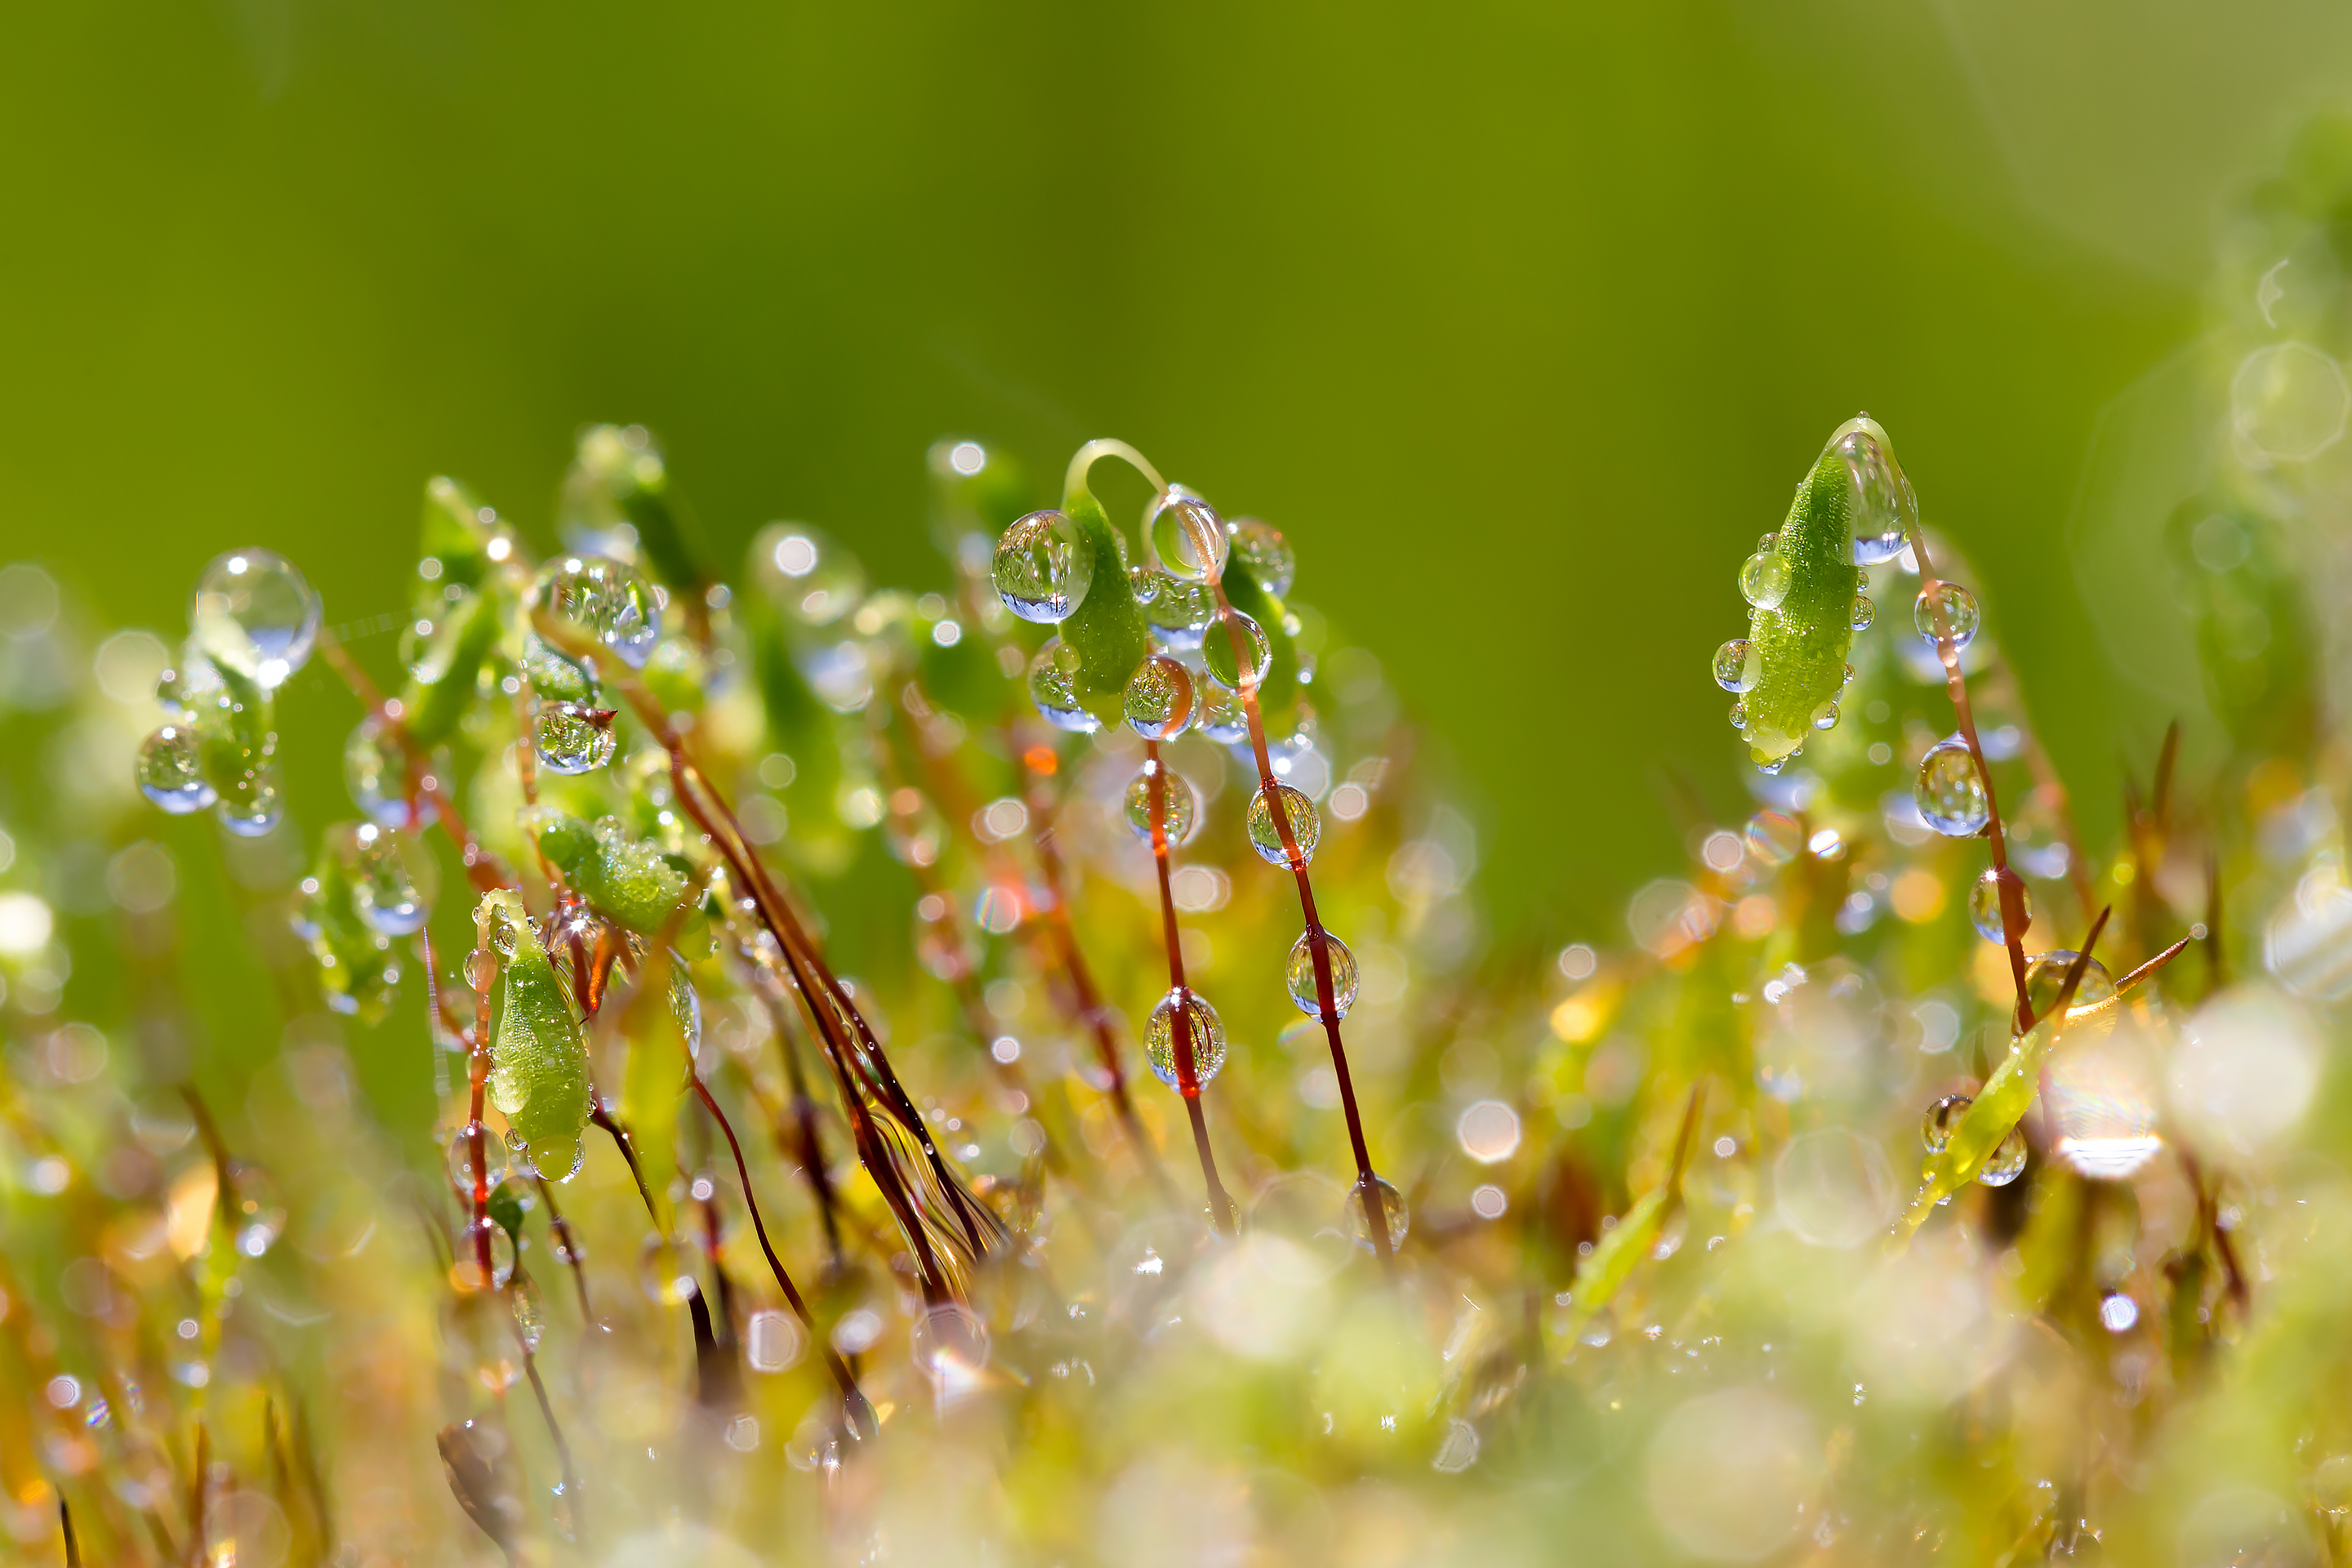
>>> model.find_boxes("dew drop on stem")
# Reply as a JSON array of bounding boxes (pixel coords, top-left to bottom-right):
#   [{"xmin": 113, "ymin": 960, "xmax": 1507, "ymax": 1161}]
[
  {"xmin": 1285, "ymin": 929, "xmax": 1359, "ymax": 1020},
  {"xmin": 1967, "ymin": 868, "xmax": 2029, "ymax": 943},
  {"xmin": 1247, "ymin": 783, "xmax": 1321, "ymax": 868},
  {"xmin": 1124, "ymin": 764, "xmax": 1198, "ymax": 845},
  {"xmin": 1026, "ymin": 639, "xmax": 1098, "ymax": 733},
  {"xmin": 1976, "ymin": 1125, "xmax": 2027, "ymax": 1187},
  {"xmin": 1346, "ymin": 1174, "xmax": 1409, "ymax": 1252},
  {"xmin": 533, "ymin": 702, "xmax": 617, "ymax": 775},
  {"xmin": 1148, "ymin": 491, "xmax": 1229, "ymax": 583},
  {"xmin": 1203, "ymin": 610, "xmax": 1272, "ymax": 693},
  {"xmin": 1921, "ymin": 1093, "xmax": 1971, "ymax": 1155},
  {"xmin": 1145, "ymin": 987, "xmax": 1228, "ymax": 1089},
  {"xmin": 1124, "ymin": 655, "xmax": 1196, "ymax": 740},
  {"xmin": 1913, "ymin": 582, "xmax": 1980, "ymax": 649},
  {"xmin": 1914, "ymin": 740, "xmax": 1989, "ymax": 836}
]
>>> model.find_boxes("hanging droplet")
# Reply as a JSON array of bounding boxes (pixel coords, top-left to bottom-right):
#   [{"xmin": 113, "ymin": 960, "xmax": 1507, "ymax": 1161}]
[
  {"xmin": 1144, "ymin": 987, "xmax": 1229, "ymax": 1089},
  {"xmin": 991, "ymin": 510, "xmax": 1095, "ymax": 624},
  {"xmin": 154, "ymin": 646, "xmax": 225, "ymax": 718},
  {"xmin": 1912, "ymin": 581, "xmax": 1980, "ymax": 650},
  {"xmin": 534, "ymin": 702, "xmax": 617, "ymax": 775},
  {"xmin": 1713, "ymin": 638, "xmax": 1759, "ymax": 693},
  {"xmin": 1123, "ymin": 655, "xmax": 1196, "ymax": 740},
  {"xmin": 1345, "ymin": 1174, "xmax": 1410, "ymax": 1253},
  {"xmin": 137, "ymin": 726, "xmax": 216, "ymax": 814},
  {"xmin": 1757, "ymin": 531, "xmax": 1780, "ymax": 552},
  {"xmin": 463, "ymin": 947, "xmax": 498, "ymax": 995},
  {"xmin": 533, "ymin": 556, "xmax": 659, "ymax": 669},
  {"xmin": 1913, "ymin": 740, "xmax": 1989, "ymax": 836},
  {"xmin": 1284, "ymin": 929, "xmax": 1359, "ymax": 1020},
  {"xmin": 1834, "ymin": 423, "xmax": 1916, "ymax": 565},
  {"xmin": 1128, "ymin": 564, "xmax": 1160, "ymax": 604},
  {"xmin": 448, "ymin": 1121, "xmax": 511, "ymax": 1196},
  {"xmin": 1967, "ymin": 868, "xmax": 2029, "ymax": 943},
  {"xmin": 1202, "ymin": 609, "xmax": 1272, "ymax": 692},
  {"xmin": 451, "ymin": 1216, "xmax": 518, "ymax": 1293},
  {"xmin": 1145, "ymin": 574, "xmax": 1217, "ymax": 652},
  {"xmin": 1739, "ymin": 550, "xmax": 1792, "ymax": 611},
  {"xmin": 353, "ymin": 826, "xmax": 430, "ymax": 937},
  {"xmin": 190, "ymin": 549, "xmax": 321, "ymax": 690},
  {"xmin": 1851, "ymin": 595, "xmax": 1875, "ymax": 631},
  {"xmin": 2023, "ymin": 951, "xmax": 2116, "ymax": 1018},
  {"xmin": 1811, "ymin": 699, "xmax": 1839, "ymax": 731},
  {"xmin": 1728, "ymin": 701, "xmax": 1748, "ymax": 728},
  {"xmin": 1026, "ymin": 639, "xmax": 1098, "ymax": 733},
  {"xmin": 216, "ymin": 777, "xmax": 284, "ymax": 839},
  {"xmin": 1921, "ymin": 1093, "xmax": 1971, "ymax": 1155},
  {"xmin": 1122, "ymin": 763, "xmax": 1198, "ymax": 846},
  {"xmin": 1246, "ymin": 782, "xmax": 1321, "ymax": 867},
  {"xmin": 344, "ymin": 718, "xmax": 434, "ymax": 829},
  {"xmin": 1147, "ymin": 489, "xmax": 1230, "ymax": 582},
  {"xmin": 1976, "ymin": 1125, "xmax": 2028, "ymax": 1187},
  {"xmin": 1228, "ymin": 517, "xmax": 1295, "ymax": 595},
  {"xmin": 1196, "ymin": 682, "xmax": 1248, "ymax": 744}
]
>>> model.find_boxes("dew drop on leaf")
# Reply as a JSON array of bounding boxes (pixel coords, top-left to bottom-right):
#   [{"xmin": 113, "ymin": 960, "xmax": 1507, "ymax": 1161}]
[
  {"xmin": 1713, "ymin": 639, "xmax": 1759, "ymax": 694},
  {"xmin": 991, "ymin": 510, "xmax": 1094, "ymax": 624},
  {"xmin": 190, "ymin": 549, "xmax": 321, "ymax": 690},
  {"xmin": 1739, "ymin": 550, "xmax": 1791, "ymax": 611},
  {"xmin": 137, "ymin": 726, "xmax": 216, "ymax": 814},
  {"xmin": 1921, "ymin": 1093, "xmax": 1971, "ymax": 1155},
  {"xmin": 1026, "ymin": 639, "xmax": 1098, "ymax": 733},
  {"xmin": 1228, "ymin": 517, "xmax": 1295, "ymax": 596},
  {"xmin": 1976, "ymin": 1125, "xmax": 2027, "ymax": 1187}
]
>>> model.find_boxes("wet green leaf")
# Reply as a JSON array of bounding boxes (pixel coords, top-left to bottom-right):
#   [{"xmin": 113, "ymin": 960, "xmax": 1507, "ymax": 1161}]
[
  {"xmin": 481, "ymin": 891, "xmax": 593, "ymax": 1185},
  {"xmin": 1740, "ymin": 438, "xmax": 1860, "ymax": 768}
]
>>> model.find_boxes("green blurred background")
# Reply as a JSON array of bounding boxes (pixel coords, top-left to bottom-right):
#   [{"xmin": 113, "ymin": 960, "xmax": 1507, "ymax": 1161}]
[{"xmin": 8, "ymin": 0, "xmax": 2352, "ymax": 937}]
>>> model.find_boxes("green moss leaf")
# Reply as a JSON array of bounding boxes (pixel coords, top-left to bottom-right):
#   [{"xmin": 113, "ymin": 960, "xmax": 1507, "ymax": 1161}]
[
  {"xmin": 1057, "ymin": 485, "xmax": 1150, "ymax": 722},
  {"xmin": 482, "ymin": 891, "xmax": 593, "ymax": 1184},
  {"xmin": 1740, "ymin": 442, "xmax": 1860, "ymax": 767},
  {"xmin": 402, "ymin": 590, "xmax": 502, "ymax": 749},
  {"xmin": 528, "ymin": 811, "xmax": 691, "ymax": 933}
]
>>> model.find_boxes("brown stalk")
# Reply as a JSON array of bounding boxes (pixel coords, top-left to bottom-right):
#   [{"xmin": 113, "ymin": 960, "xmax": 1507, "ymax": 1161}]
[
  {"xmin": 738, "ymin": 963, "xmax": 847, "ymax": 1272},
  {"xmin": 1140, "ymin": 738, "xmax": 1239, "ymax": 1235},
  {"xmin": 532, "ymin": 1173, "xmax": 594, "ymax": 1320}
]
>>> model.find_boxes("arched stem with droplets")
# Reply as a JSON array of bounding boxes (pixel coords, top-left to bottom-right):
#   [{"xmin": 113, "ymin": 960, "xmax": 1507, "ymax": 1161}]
[{"xmin": 1140, "ymin": 739, "xmax": 1239, "ymax": 1235}]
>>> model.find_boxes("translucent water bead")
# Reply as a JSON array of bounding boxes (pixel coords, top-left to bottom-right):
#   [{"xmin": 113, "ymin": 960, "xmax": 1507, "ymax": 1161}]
[
  {"xmin": 137, "ymin": 725, "xmax": 216, "ymax": 814},
  {"xmin": 344, "ymin": 717, "xmax": 434, "ymax": 829},
  {"xmin": 1147, "ymin": 488, "xmax": 1229, "ymax": 582},
  {"xmin": 1196, "ymin": 681, "xmax": 1248, "ymax": 744},
  {"xmin": 216, "ymin": 777, "xmax": 284, "ymax": 838},
  {"xmin": 1123, "ymin": 763, "xmax": 1199, "ymax": 846},
  {"xmin": 1914, "ymin": 739, "xmax": 1989, "ymax": 836},
  {"xmin": 1976, "ymin": 1125, "xmax": 2028, "ymax": 1187},
  {"xmin": 352, "ymin": 825, "xmax": 430, "ymax": 937},
  {"xmin": 1346, "ymin": 1175, "xmax": 1410, "ymax": 1253},
  {"xmin": 1124, "ymin": 655, "xmax": 1195, "ymax": 740},
  {"xmin": 1228, "ymin": 517, "xmax": 1295, "ymax": 596},
  {"xmin": 190, "ymin": 549, "xmax": 320, "ymax": 689},
  {"xmin": 2023, "ymin": 951, "xmax": 2115, "ymax": 1018},
  {"xmin": 1144, "ymin": 987, "xmax": 1229, "ymax": 1089},
  {"xmin": 1912, "ymin": 581, "xmax": 1980, "ymax": 650},
  {"xmin": 451, "ymin": 1215, "xmax": 518, "ymax": 1294},
  {"xmin": 1202, "ymin": 609, "xmax": 1272, "ymax": 692},
  {"xmin": 1027, "ymin": 639, "xmax": 1098, "ymax": 733},
  {"xmin": 534, "ymin": 702, "xmax": 617, "ymax": 775},
  {"xmin": 1739, "ymin": 550, "xmax": 1791, "ymax": 611},
  {"xmin": 448, "ymin": 1121, "xmax": 510, "ymax": 1196},
  {"xmin": 1851, "ymin": 595, "xmax": 1875, "ymax": 631},
  {"xmin": 1145, "ymin": 574, "xmax": 1218, "ymax": 651},
  {"xmin": 154, "ymin": 646, "xmax": 224, "ymax": 718},
  {"xmin": 1712, "ymin": 638, "xmax": 1759, "ymax": 693},
  {"xmin": 1834, "ymin": 424, "xmax": 1915, "ymax": 565},
  {"xmin": 1967, "ymin": 867, "xmax": 2030, "ymax": 942},
  {"xmin": 533, "ymin": 556, "xmax": 659, "ymax": 669},
  {"xmin": 1246, "ymin": 783, "xmax": 1321, "ymax": 867},
  {"xmin": 1921, "ymin": 1093, "xmax": 1971, "ymax": 1154},
  {"xmin": 1284, "ymin": 929, "xmax": 1360, "ymax": 1020},
  {"xmin": 991, "ymin": 510, "xmax": 1094, "ymax": 624}
]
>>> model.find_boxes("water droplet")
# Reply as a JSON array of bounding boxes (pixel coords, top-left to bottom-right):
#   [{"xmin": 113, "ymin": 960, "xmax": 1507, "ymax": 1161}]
[
  {"xmin": 1145, "ymin": 574, "xmax": 1217, "ymax": 651},
  {"xmin": 216, "ymin": 777, "xmax": 284, "ymax": 838},
  {"xmin": 1713, "ymin": 639, "xmax": 1759, "ymax": 693},
  {"xmin": 1246, "ymin": 783, "xmax": 1321, "ymax": 867},
  {"xmin": 448, "ymin": 1122, "xmax": 510, "ymax": 1195},
  {"xmin": 991, "ymin": 510, "xmax": 1095, "ymax": 623},
  {"xmin": 1127, "ymin": 564, "xmax": 1160, "ymax": 604},
  {"xmin": 1757, "ymin": 531, "xmax": 1780, "ymax": 552},
  {"xmin": 1967, "ymin": 868, "xmax": 2028, "ymax": 942},
  {"xmin": 1976, "ymin": 1125, "xmax": 2027, "ymax": 1187},
  {"xmin": 1836, "ymin": 424, "xmax": 1916, "ymax": 565},
  {"xmin": 1728, "ymin": 700, "xmax": 1747, "ymax": 728},
  {"xmin": 1202, "ymin": 609, "xmax": 1272, "ymax": 692},
  {"xmin": 1913, "ymin": 740, "xmax": 1988, "ymax": 836},
  {"xmin": 1228, "ymin": 517, "xmax": 1295, "ymax": 595},
  {"xmin": 1744, "ymin": 811, "xmax": 1802, "ymax": 866},
  {"xmin": 1145, "ymin": 987, "xmax": 1228, "ymax": 1089},
  {"xmin": 2023, "ymin": 951, "xmax": 2114, "ymax": 1018},
  {"xmin": 452, "ymin": 1216, "xmax": 518, "ymax": 1292},
  {"xmin": 1123, "ymin": 763, "xmax": 1198, "ymax": 846},
  {"xmin": 154, "ymin": 646, "xmax": 224, "ymax": 718},
  {"xmin": 137, "ymin": 726, "xmax": 216, "ymax": 814},
  {"xmin": 533, "ymin": 702, "xmax": 617, "ymax": 775},
  {"xmin": 1921, "ymin": 1093, "xmax": 1971, "ymax": 1154},
  {"xmin": 344, "ymin": 718, "xmax": 434, "ymax": 829},
  {"xmin": 1345, "ymin": 1175, "xmax": 1410, "ymax": 1252},
  {"xmin": 510, "ymin": 1273, "xmax": 546, "ymax": 1352},
  {"xmin": 350, "ymin": 826, "xmax": 430, "ymax": 936},
  {"xmin": 1740, "ymin": 550, "xmax": 1791, "ymax": 611},
  {"xmin": 1196, "ymin": 681, "xmax": 1248, "ymax": 743},
  {"xmin": 1026, "ymin": 639, "xmax": 1098, "ymax": 733},
  {"xmin": 1285, "ymin": 929, "xmax": 1359, "ymax": 1020},
  {"xmin": 190, "ymin": 550, "xmax": 320, "ymax": 689},
  {"xmin": 1147, "ymin": 489, "xmax": 1229, "ymax": 582},
  {"xmin": 1851, "ymin": 596, "xmax": 1875, "ymax": 630},
  {"xmin": 1912, "ymin": 582, "xmax": 1980, "ymax": 649},
  {"xmin": 1124, "ymin": 655, "xmax": 1195, "ymax": 740},
  {"xmin": 463, "ymin": 947, "xmax": 497, "ymax": 994},
  {"xmin": 1811, "ymin": 699, "xmax": 1839, "ymax": 731},
  {"xmin": 533, "ymin": 556, "xmax": 658, "ymax": 669}
]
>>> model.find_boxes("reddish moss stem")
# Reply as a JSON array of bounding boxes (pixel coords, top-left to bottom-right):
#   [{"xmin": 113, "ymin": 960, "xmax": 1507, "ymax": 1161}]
[{"xmin": 1141, "ymin": 740, "xmax": 1237, "ymax": 1234}]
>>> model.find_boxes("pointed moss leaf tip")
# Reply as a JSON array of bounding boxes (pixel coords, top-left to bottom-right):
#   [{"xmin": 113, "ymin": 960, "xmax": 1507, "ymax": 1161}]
[
  {"xmin": 479, "ymin": 890, "xmax": 592, "ymax": 1184},
  {"xmin": 1737, "ymin": 422, "xmax": 1873, "ymax": 768}
]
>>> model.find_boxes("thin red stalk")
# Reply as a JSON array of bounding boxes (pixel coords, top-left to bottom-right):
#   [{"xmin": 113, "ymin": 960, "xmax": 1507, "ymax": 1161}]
[
  {"xmin": 1205, "ymin": 575, "xmax": 1392, "ymax": 1264},
  {"xmin": 742, "ymin": 969, "xmax": 847, "ymax": 1272},
  {"xmin": 466, "ymin": 946, "xmax": 496, "ymax": 1287},
  {"xmin": 693, "ymin": 1076, "xmax": 874, "ymax": 1430},
  {"xmin": 1142, "ymin": 741, "xmax": 1237, "ymax": 1234},
  {"xmin": 515, "ymin": 1343, "xmax": 580, "ymax": 1535},
  {"xmin": 1905, "ymin": 538, "xmax": 2035, "ymax": 1034},
  {"xmin": 532, "ymin": 1173, "xmax": 593, "ymax": 1321}
]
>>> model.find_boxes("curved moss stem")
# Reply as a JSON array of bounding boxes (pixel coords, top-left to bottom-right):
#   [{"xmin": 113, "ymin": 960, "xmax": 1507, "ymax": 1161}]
[{"xmin": 1143, "ymin": 739, "xmax": 1237, "ymax": 1235}]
